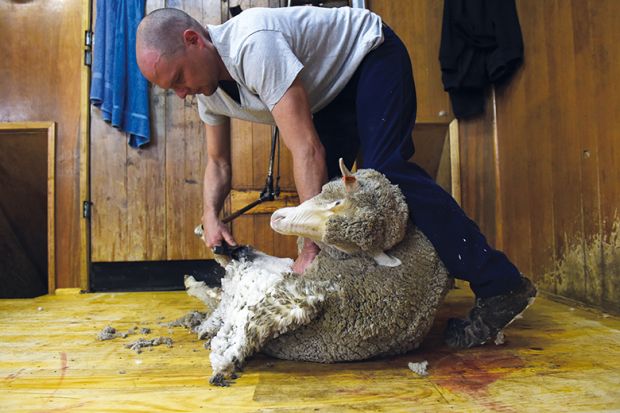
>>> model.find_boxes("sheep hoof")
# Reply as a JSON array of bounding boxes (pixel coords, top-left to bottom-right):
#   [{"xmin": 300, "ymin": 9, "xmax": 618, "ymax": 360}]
[
  {"xmin": 233, "ymin": 360, "xmax": 244, "ymax": 372},
  {"xmin": 209, "ymin": 373, "xmax": 230, "ymax": 387}
]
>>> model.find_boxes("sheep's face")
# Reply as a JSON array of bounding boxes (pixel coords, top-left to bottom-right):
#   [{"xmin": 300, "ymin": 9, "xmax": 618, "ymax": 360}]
[{"xmin": 271, "ymin": 159, "xmax": 409, "ymax": 256}]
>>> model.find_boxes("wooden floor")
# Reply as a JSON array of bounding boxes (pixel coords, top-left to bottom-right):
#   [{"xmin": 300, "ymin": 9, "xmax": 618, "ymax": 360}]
[{"xmin": 1, "ymin": 287, "xmax": 619, "ymax": 413}]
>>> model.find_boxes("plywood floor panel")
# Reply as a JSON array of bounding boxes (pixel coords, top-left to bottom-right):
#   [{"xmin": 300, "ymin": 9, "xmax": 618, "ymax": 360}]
[{"xmin": 1, "ymin": 289, "xmax": 619, "ymax": 412}]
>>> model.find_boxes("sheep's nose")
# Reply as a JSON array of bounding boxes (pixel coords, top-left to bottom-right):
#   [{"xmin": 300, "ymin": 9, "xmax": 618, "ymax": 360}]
[{"xmin": 270, "ymin": 211, "xmax": 285, "ymax": 227}]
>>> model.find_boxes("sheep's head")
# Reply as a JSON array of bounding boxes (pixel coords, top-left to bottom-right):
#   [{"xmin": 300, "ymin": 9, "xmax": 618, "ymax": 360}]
[{"xmin": 270, "ymin": 159, "xmax": 409, "ymax": 266}]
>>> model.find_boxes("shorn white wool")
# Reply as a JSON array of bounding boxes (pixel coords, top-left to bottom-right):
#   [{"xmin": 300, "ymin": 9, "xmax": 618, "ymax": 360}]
[{"xmin": 195, "ymin": 252, "xmax": 294, "ymax": 378}]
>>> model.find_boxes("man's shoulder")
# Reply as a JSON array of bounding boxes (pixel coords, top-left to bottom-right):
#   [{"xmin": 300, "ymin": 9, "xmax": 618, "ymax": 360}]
[
  {"xmin": 225, "ymin": 7, "xmax": 275, "ymax": 31},
  {"xmin": 212, "ymin": 8, "xmax": 282, "ymax": 51}
]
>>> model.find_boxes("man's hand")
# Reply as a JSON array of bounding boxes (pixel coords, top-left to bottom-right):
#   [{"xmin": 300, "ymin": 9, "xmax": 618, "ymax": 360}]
[
  {"xmin": 202, "ymin": 214, "xmax": 237, "ymax": 249},
  {"xmin": 292, "ymin": 238, "xmax": 320, "ymax": 274}
]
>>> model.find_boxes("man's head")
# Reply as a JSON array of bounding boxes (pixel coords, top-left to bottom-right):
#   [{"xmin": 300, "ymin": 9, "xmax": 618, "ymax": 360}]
[{"xmin": 136, "ymin": 8, "xmax": 224, "ymax": 98}]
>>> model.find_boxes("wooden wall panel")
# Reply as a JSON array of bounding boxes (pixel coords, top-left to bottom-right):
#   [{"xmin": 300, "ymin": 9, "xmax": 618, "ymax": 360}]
[
  {"xmin": 460, "ymin": 0, "xmax": 620, "ymax": 313},
  {"xmin": 164, "ymin": 2, "xmax": 212, "ymax": 261},
  {"xmin": 458, "ymin": 90, "xmax": 501, "ymax": 251},
  {"xmin": 90, "ymin": 106, "xmax": 167, "ymax": 262},
  {"xmin": 230, "ymin": 119, "xmax": 254, "ymax": 189},
  {"xmin": 164, "ymin": 94, "xmax": 210, "ymax": 260},
  {"xmin": 226, "ymin": 0, "xmax": 298, "ymax": 259},
  {"xmin": 368, "ymin": 0, "xmax": 451, "ymax": 123},
  {"xmin": 91, "ymin": 0, "xmax": 222, "ymax": 262},
  {"xmin": 589, "ymin": 2, "xmax": 620, "ymax": 310},
  {"xmin": 0, "ymin": 0, "xmax": 86, "ymax": 288},
  {"xmin": 504, "ymin": 0, "xmax": 555, "ymax": 293},
  {"xmin": 90, "ymin": 111, "xmax": 129, "ymax": 261},
  {"xmin": 128, "ymin": 85, "xmax": 167, "ymax": 261}
]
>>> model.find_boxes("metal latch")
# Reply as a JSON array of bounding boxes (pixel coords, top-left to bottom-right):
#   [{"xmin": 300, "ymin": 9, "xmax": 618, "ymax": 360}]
[
  {"xmin": 84, "ymin": 30, "xmax": 93, "ymax": 67},
  {"xmin": 83, "ymin": 201, "xmax": 93, "ymax": 219}
]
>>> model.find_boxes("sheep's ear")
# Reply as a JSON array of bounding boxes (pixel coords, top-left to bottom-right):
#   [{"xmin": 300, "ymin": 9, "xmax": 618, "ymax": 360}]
[
  {"xmin": 339, "ymin": 158, "xmax": 359, "ymax": 193},
  {"xmin": 372, "ymin": 251, "xmax": 402, "ymax": 267}
]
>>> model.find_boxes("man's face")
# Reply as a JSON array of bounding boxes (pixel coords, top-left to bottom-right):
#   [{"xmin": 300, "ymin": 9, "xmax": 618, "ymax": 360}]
[{"xmin": 137, "ymin": 30, "xmax": 220, "ymax": 99}]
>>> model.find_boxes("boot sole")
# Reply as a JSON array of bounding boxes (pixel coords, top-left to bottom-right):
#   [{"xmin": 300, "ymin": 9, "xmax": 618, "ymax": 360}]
[{"xmin": 493, "ymin": 292, "xmax": 538, "ymax": 344}]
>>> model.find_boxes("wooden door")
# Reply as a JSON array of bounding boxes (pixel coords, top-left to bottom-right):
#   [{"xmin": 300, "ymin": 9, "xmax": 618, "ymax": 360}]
[
  {"xmin": 90, "ymin": 1, "xmax": 220, "ymax": 262},
  {"xmin": 90, "ymin": 0, "xmax": 298, "ymax": 262},
  {"xmin": 0, "ymin": 0, "xmax": 89, "ymax": 290}
]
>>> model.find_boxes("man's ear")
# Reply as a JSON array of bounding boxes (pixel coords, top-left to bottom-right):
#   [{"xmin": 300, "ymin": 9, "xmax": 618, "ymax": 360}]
[{"xmin": 182, "ymin": 29, "xmax": 202, "ymax": 46}]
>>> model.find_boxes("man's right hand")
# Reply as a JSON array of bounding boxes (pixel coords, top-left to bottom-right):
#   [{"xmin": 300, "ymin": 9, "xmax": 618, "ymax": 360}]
[{"xmin": 202, "ymin": 215, "xmax": 237, "ymax": 249}]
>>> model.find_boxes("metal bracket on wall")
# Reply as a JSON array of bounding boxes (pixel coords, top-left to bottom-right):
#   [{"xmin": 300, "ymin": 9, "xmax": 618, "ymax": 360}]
[
  {"xmin": 84, "ymin": 30, "xmax": 93, "ymax": 67},
  {"xmin": 82, "ymin": 201, "xmax": 93, "ymax": 219}
]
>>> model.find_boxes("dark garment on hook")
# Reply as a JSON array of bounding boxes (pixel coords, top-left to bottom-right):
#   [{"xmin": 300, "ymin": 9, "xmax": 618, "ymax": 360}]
[{"xmin": 439, "ymin": 0, "xmax": 524, "ymax": 118}]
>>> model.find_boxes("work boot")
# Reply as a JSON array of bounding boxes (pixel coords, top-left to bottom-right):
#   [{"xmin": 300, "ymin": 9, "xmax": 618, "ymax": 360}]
[{"xmin": 444, "ymin": 276, "xmax": 537, "ymax": 349}]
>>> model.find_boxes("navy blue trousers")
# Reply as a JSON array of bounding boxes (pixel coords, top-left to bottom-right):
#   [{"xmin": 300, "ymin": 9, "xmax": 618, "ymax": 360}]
[{"xmin": 313, "ymin": 25, "xmax": 522, "ymax": 298}]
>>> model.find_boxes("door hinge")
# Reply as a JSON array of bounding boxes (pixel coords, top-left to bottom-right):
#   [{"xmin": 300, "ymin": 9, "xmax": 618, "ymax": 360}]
[
  {"xmin": 83, "ymin": 201, "xmax": 93, "ymax": 219},
  {"xmin": 84, "ymin": 30, "xmax": 93, "ymax": 67}
]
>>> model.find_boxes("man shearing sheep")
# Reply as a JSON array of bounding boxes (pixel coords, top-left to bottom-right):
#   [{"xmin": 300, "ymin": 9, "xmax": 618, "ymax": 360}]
[{"xmin": 135, "ymin": 5, "xmax": 536, "ymax": 348}]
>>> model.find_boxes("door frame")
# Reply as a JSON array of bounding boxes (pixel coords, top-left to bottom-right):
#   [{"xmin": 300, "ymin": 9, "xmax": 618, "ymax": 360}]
[{"xmin": 0, "ymin": 121, "xmax": 56, "ymax": 293}]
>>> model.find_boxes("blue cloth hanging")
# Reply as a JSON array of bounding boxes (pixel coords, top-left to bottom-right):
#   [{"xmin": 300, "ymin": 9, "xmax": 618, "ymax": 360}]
[{"xmin": 90, "ymin": 0, "xmax": 150, "ymax": 148}]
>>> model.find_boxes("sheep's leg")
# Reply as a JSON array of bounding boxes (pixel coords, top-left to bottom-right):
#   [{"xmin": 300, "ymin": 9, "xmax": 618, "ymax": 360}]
[
  {"xmin": 184, "ymin": 275, "xmax": 222, "ymax": 308},
  {"xmin": 207, "ymin": 313, "xmax": 251, "ymax": 386},
  {"xmin": 196, "ymin": 304, "xmax": 225, "ymax": 342},
  {"xmin": 207, "ymin": 279, "xmax": 329, "ymax": 385}
]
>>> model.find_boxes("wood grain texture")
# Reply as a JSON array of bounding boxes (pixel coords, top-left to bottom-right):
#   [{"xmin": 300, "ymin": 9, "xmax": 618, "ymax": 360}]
[
  {"xmin": 79, "ymin": 0, "xmax": 92, "ymax": 291},
  {"xmin": 164, "ymin": 93, "xmax": 209, "ymax": 260},
  {"xmin": 409, "ymin": 123, "xmax": 449, "ymax": 179},
  {"xmin": 225, "ymin": 1, "xmax": 297, "ymax": 258},
  {"xmin": 458, "ymin": 90, "xmax": 501, "ymax": 250},
  {"xmin": 0, "ymin": 0, "xmax": 85, "ymax": 288},
  {"xmin": 368, "ymin": 0, "xmax": 451, "ymax": 123},
  {"xmin": 90, "ymin": 110, "xmax": 131, "ymax": 262},
  {"xmin": 460, "ymin": 0, "xmax": 620, "ymax": 313},
  {"xmin": 1, "ymin": 289, "xmax": 619, "ymax": 411},
  {"xmin": 90, "ymin": 0, "xmax": 221, "ymax": 262},
  {"xmin": 230, "ymin": 190, "xmax": 299, "ymax": 214},
  {"xmin": 48, "ymin": 124, "xmax": 57, "ymax": 293}
]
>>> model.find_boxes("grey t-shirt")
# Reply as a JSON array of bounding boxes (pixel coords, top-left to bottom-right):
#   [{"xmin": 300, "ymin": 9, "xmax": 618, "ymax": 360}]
[{"xmin": 197, "ymin": 6, "xmax": 383, "ymax": 126}]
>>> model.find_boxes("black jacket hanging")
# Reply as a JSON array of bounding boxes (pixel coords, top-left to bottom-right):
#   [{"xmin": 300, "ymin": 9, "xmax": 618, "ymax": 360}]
[{"xmin": 439, "ymin": 0, "xmax": 524, "ymax": 118}]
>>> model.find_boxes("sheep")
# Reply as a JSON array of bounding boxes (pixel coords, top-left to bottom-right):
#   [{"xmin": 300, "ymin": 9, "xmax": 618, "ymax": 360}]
[{"xmin": 188, "ymin": 159, "xmax": 452, "ymax": 386}]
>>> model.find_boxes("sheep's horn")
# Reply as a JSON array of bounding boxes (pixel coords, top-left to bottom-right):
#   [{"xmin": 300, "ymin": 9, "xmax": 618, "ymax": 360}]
[{"xmin": 339, "ymin": 158, "xmax": 353, "ymax": 177}]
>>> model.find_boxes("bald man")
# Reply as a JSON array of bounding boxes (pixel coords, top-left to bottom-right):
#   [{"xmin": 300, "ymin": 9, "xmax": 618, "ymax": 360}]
[{"xmin": 136, "ymin": 6, "xmax": 536, "ymax": 349}]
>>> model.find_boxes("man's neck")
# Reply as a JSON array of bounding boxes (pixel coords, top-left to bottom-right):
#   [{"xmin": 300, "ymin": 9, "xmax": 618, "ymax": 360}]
[{"xmin": 219, "ymin": 59, "xmax": 233, "ymax": 81}]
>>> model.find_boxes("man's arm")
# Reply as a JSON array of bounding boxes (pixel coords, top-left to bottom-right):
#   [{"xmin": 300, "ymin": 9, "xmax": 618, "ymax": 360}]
[
  {"xmin": 202, "ymin": 118, "xmax": 237, "ymax": 248},
  {"xmin": 271, "ymin": 77, "xmax": 328, "ymax": 273}
]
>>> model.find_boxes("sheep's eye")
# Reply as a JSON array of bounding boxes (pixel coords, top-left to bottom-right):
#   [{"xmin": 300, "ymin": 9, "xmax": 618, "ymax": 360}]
[{"xmin": 328, "ymin": 200, "xmax": 344, "ymax": 210}]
